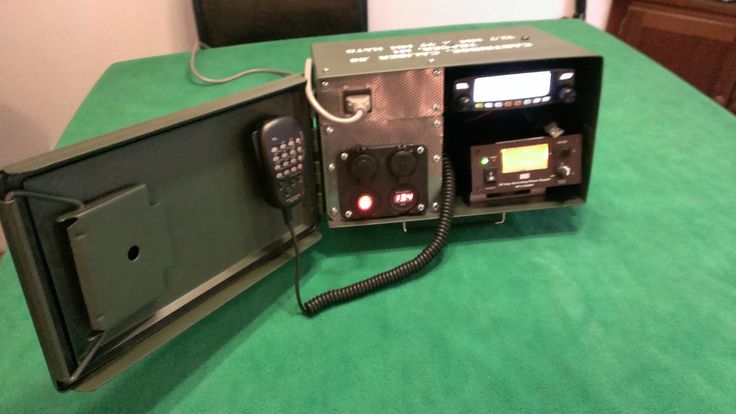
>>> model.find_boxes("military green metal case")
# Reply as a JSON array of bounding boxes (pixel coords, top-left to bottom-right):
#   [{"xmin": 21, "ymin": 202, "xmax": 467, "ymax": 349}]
[{"xmin": 0, "ymin": 26, "xmax": 602, "ymax": 391}]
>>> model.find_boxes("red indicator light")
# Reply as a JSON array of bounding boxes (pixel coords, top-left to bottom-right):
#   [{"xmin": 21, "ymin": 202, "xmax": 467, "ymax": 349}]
[{"xmin": 357, "ymin": 194, "xmax": 374, "ymax": 211}]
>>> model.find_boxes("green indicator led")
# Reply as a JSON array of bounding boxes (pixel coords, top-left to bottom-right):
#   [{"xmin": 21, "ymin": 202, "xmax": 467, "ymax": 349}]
[{"xmin": 480, "ymin": 157, "xmax": 490, "ymax": 166}]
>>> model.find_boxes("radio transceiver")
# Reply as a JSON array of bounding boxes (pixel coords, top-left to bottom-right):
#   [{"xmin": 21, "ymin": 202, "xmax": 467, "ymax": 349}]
[{"xmin": 0, "ymin": 26, "xmax": 601, "ymax": 390}]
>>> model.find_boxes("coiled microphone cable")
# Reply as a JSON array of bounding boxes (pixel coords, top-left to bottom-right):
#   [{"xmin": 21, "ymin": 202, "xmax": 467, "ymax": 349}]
[{"xmin": 285, "ymin": 155, "xmax": 456, "ymax": 316}]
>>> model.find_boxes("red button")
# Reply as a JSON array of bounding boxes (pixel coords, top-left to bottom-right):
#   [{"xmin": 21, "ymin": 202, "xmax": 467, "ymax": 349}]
[{"xmin": 357, "ymin": 194, "xmax": 374, "ymax": 211}]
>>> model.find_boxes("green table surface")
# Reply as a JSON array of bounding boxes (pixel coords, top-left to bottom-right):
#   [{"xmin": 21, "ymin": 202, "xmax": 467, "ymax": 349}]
[{"xmin": 2, "ymin": 19, "xmax": 735, "ymax": 413}]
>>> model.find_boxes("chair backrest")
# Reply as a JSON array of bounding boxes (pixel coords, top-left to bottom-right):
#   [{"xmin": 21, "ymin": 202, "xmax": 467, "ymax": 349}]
[
  {"xmin": 573, "ymin": 0, "xmax": 587, "ymax": 19},
  {"xmin": 193, "ymin": 0, "xmax": 368, "ymax": 47}
]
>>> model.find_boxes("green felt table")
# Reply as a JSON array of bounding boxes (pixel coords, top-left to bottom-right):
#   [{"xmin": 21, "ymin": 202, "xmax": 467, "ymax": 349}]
[{"xmin": 1, "ymin": 19, "xmax": 735, "ymax": 413}]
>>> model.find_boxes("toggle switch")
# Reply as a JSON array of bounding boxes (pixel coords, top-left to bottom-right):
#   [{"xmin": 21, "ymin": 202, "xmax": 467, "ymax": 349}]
[{"xmin": 484, "ymin": 168, "xmax": 497, "ymax": 184}]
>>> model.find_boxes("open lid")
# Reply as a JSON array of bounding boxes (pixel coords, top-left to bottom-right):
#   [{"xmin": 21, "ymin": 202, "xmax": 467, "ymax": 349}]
[{"xmin": 0, "ymin": 75, "xmax": 321, "ymax": 391}]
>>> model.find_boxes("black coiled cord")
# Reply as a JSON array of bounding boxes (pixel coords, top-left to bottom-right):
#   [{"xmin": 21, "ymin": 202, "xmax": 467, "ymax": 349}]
[{"xmin": 288, "ymin": 155, "xmax": 455, "ymax": 317}]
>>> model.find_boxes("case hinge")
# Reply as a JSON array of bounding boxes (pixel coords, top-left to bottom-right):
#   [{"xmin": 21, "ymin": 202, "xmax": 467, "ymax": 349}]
[{"xmin": 311, "ymin": 122, "xmax": 326, "ymax": 215}]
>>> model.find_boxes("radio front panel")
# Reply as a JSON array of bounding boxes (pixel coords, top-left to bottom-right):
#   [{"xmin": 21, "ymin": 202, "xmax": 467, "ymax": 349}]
[
  {"xmin": 468, "ymin": 134, "xmax": 583, "ymax": 205},
  {"xmin": 452, "ymin": 68, "xmax": 576, "ymax": 112}
]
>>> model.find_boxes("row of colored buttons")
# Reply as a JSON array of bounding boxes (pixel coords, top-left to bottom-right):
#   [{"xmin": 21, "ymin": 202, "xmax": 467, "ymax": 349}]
[
  {"xmin": 276, "ymin": 164, "xmax": 303, "ymax": 179},
  {"xmin": 269, "ymin": 137, "xmax": 302, "ymax": 153},
  {"xmin": 272, "ymin": 148, "xmax": 303, "ymax": 162},
  {"xmin": 474, "ymin": 95, "xmax": 552, "ymax": 109},
  {"xmin": 274, "ymin": 156, "xmax": 304, "ymax": 170}
]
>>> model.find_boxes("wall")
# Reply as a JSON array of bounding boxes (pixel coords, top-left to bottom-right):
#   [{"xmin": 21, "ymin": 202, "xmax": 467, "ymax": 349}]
[
  {"xmin": 369, "ymin": 0, "xmax": 612, "ymax": 31},
  {"xmin": 0, "ymin": 0, "xmax": 610, "ymax": 253},
  {"xmin": 0, "ymin": 1, "xmax": 199, "ymax": 253}
]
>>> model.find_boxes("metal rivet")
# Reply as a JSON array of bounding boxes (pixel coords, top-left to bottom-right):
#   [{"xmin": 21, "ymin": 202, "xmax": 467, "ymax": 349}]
[
  {"xmin": 432, "ymin": 69, "xmax": 442, "ymax": 77},
  {"xmin": 433, "ymin": 154, "xmax": 441, "ymax": 163},
  {"xmin": 433, "ymin": 119, "xmax": 442, "ymax": 128},
  {"xmin": 428, "ymin": 58, "xmax": 436, "ymax": 63},
  {"xmin": 417, "ymin": 204, "xmax": 425, "ymax": 212},
  {"xmin": 325, "ymin": 126, "xmax": 334, "ymax": 134},
  {"xmin": 322, "ymin": 67, "xmax": 330, "ymax": 72},
  {"xmin": 432, "ymin": 103, "xmax": 441, "ymax": 112},
  {"xmin": 340, "ymin": 152, "xmax": 349, "ymax": 161},
  {"xmin": 344, "ymin": 210, "xmax": 353, "ymax": 218},
  {"xmin": 328, "ymin": 163, "xmax": 336, "ymax": 172},
  {"xmin": 321, "ymin": 81, "xmax": 329, "ymax": 88},
  {"xmin": 330, "ymin": 207, "xmax": 338, "ymax": 216},
  {"xmin": 432, "ymin": 202, "xmax": 439, "ymax": 211},
  {"xmin": 416, "ymin": 146, "xmax": 425, "ymax": 154}
]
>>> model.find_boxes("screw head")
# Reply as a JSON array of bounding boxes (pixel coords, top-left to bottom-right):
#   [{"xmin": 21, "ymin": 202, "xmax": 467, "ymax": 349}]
[
  {"xmin": 433, "ymin": 119, "xmax": 442, "ymax": 128},
  {"xmin": 321, "ymin": 81, "xmax": 329, "ymax": 88},
  {"xmin": 433, "ymin": 154, "xmax": 441, "ymax": 163},
  {"xmin": 428, "ymin": 58, "xmax": 436, "ymax": 63},
  {"xmin": 416, "ymin": 146, "xmax": 425, "ymax": 154},
  {"xmin": 328, "ymin": 163, "xmax": 336, "ymax": 172},
  {"xmin": 330, "ymin": 207, "xmax": 338, "ymax": 216},
  {"xmin": 417, "ymin": 203, "xmax": 425, "ymax": 212},
  {"xmin": 521, "ymin": 35, "xmax": 530, "ymax": 41},
  {"xmin": 340, "ymin": 152, "xmax": 349, "ymax": 161},
  {"xmin": 432, "ymin": 69, "xmax": 442, "ymax": 77},
  {"xmin": 344, "ymin": 210, "xmax": 353, "ymax": 218},
  {"xmin": 432, "ymin": 202, "xmax": 439, "ymax": 211},
  {"xmin": 325, "ymin": 126, "xmax": 334, "ymax": 134},
  {"xmin": 432, "ymin": 103, "xmax": 441, "ymax": 112},
  {"xmin": 322, "ymin": 67, "xmax": 330, "ymax": 72}
]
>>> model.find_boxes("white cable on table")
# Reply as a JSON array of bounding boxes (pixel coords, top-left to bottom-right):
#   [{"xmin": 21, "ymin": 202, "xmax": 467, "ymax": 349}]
[{"xmin": 189, "ymin": 42, "xmax": 294, "ymax": 84}]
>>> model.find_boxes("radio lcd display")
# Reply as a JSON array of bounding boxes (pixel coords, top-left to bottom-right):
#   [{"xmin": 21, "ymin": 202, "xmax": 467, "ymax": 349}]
[
  {"xmin": 500, "ymin": 143, "xmax": 550, "ymax": 173},
  {"xmin": 472, "ymin": 71, "xmax": 552, "ymax": 102}
]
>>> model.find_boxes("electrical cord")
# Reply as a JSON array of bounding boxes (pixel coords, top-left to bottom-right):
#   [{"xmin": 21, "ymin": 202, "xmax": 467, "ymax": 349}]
[
  {"xmin": 189, "ymin": 42, "xmax": 295, "ymax": 84},
  {"xmin": 282, "ymin": 208, "xmax": 309, "ymax": 315},
  {"xmin": 288, "ymin": 155, "xmax": 456, "ymax": 317},
  {"xmin": 303, "ymin": 58, "xmax": 365, "ymax": 124},
  {"xmin": 188, "ymin": 45, "xmax": 364, "ymax": 123}
]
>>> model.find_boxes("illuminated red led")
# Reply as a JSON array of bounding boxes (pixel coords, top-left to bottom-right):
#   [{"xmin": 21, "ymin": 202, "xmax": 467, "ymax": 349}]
[{"xmin": 357, "ymin": 194, "xmax": 374, "ymax": 211}]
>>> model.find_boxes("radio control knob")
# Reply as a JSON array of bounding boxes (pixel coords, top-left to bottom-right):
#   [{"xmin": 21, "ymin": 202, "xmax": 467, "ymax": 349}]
[
  {"xmin": 558, "ymin": 87, "xmax": 577, "ymax": 104},
  {"xmin": 556, "ymin": 165, "xmax": 572, "ymax": 178}
]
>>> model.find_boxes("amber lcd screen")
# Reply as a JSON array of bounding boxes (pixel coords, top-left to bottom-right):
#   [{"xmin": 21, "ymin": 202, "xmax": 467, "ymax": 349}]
[{"xmin": 500, "ymin": 143, "xmax": 549, "ymax": 173}]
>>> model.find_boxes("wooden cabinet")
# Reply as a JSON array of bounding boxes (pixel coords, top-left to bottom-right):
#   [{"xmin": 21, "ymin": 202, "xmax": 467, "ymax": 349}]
[{"xmin": 608, "ymin": 0, "xmax": 736, "ymax": 113}]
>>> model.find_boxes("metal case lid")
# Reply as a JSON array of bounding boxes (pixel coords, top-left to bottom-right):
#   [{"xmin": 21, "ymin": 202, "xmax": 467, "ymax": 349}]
[
  {"xmin": 311, "ymin": 26, "xmax": 598, "ymax": 79},
  {"xmin": 0, "ymin": 75, "xmax": 321, "ymax": 390}
]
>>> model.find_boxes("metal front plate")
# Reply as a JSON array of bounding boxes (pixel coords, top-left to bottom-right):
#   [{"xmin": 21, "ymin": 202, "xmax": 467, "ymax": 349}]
[{"xmin": 316, "ymin": 69, "xmax": 444, "ymax": 227}]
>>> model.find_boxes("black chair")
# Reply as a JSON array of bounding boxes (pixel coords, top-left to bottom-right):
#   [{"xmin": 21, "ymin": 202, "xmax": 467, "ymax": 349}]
[
  {"xmin": 573, "ymin": 0, "xmax": 587, "ymax": 19},
  {"xmin": 192, "ymin": 0, "xmax": 368, "ymax": 47}
]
